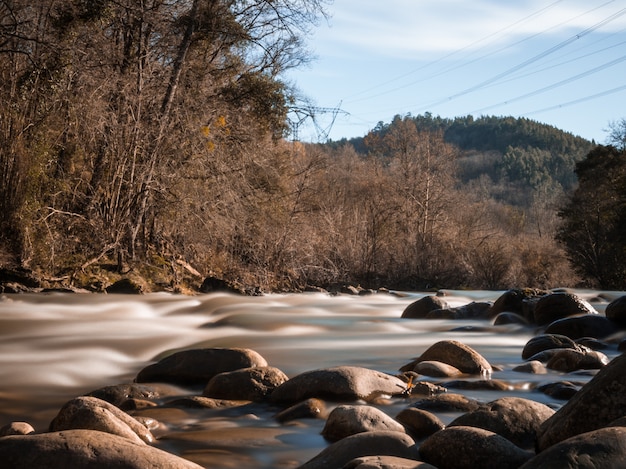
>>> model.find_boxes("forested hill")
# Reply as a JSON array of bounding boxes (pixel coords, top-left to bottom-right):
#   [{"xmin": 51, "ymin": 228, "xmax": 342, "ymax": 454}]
[{"xmin": 332, "ymin": 114, "xmax": 594, "ymax": 193}]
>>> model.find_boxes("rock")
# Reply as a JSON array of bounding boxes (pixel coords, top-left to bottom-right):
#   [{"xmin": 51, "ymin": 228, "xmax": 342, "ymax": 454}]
[
  {"xmin": 344, "ymin": 455, "xmax": 436, "ymax": 469},
  {"xmin": 322, "ymin": 405, "xmax": 406, "ymax": 442},
  {"xmin": 48, "ymin": 396, "xmax": 154, "ymax": 445},
  {"xmin": 536, "ymin": 352, "xmax": 626, "ymax": 451},
  {"xmin": 521, "ymin": 334, "xmax": 584, "ymax": 360},
  {"xmin": 411, "ymin": 393, "xmax": 481, "ymax": 413},
  {"xmin": 199, "ymin": 275, "xmax": 241, "ymax": 294},
  {"xmin": 163, "ymin": 396, "xmax": 243, "ymax": 409},
  {"xmin": 299, "ymin": 431, "xmax": 419, "ymax": 469},
  {"xmin": 401, "ymin": 296, "xmax": 448, "ymax": 319},
  {"xmin": 0, "ymin": 422, "xmax": 35, "ymax": 436},
  {"xmin": 270, "ymin": 366, "xmax": 407, "ymax": 404},
  {"xmin": 405, "ymin": 379, "xmax": 447, "ymax": 397},
  {"xmin": 533, "ymin": 292, "xmax": 597, "ymax": 326},
  {"xmin": 544, "ymin": 314, "xmax": 619, "ymax": 340},
  {"xmin": 85, "ymin": 383, "xmax": 181, "ymax": 407},
  {"xmin": 400, "ymin": 340, "xmax": 492, "ymax": 377},
  {"xmin": 105, "ymin": 278, "xmax": 145, "ymax": 294},
  {"xmin": 0, "ymin": 429, "xmax": 204, "ymax": 468},
  {"xmin": 512, "ymin": 360, "xmax": 547, "ymax": 374},
  {"xmin": 413, "ymin": 360, "xmax": 462, "ymax": 378},
  {"xmin": 488, "ymin": 288, "xmax": 547, "ymax": 320},
  {"xmin": 135, "ymin": 347, "xmax": 268, "ymax": 386},
  {"xmin": 493, "ymin": 312, "xmax": 529, "ymax": 326},
  {"xmin": 605, "ymin": 295, "xmax": 626, "ymax": 326},
  {"xmin": 425, "ymin": 302, "xmax": 492, "ymax": 320},
  {"xmin": 274, "ymin": 398, "xmax": 327, "ymax": 423},
  {"xmin": 442, "ymin": 379, "xmax": 512, "ymax": 391},
  {"xmin": 537, "ymin": 381, "xmax": 581, "ymax": 400},
  {"xmin": 419, "ymin": 426, "xmax": 532, "ymax": 469},
  {"xmin": 521, "ymin": 427, "xmax": 626, "ymax": 469},
  {"xmin": 396, "ymin": 408, "xmax": 445, "ymax": 440},
  {"xmin": 448, "ymin": 397, "xmax": 555, "ymax": 450},
  {"xmin": 545, "ymin": 349, "xmax": 609, "ymax": 372},
  {"xmin": 203, "ymin": 366, "xmax": 288, "ymax": 402}
]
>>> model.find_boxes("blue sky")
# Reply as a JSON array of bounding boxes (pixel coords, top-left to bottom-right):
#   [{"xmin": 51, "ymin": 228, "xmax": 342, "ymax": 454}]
[{"xmin": 286, "ymin": 0, "xmax": 626, "ymax": 143}]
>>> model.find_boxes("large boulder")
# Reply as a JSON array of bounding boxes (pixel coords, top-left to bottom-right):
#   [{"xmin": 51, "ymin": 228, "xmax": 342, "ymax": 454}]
[
  {"xmin": 448, "ymin": 397, "xmax": 554, "ymax": 450},
  {"xmin": 0, "ymin": 430, "xmax": 203, "ymax": 469},
  {"xmin": 536, "ymin": 352, "xmax": 626, "ymax": 451},
  {"xmin": 396, "ymin": 408, "xmax": 445, "ymax": 440},
  {"xmin": 522, "ymin": 427, "xmax": 626, "ymax": 469},
  {"xmin": 203, "ymin": 366, "xmax": 288, "ymax": 402},
  {"xmin": 321, "ymin": 405, "xmax": 405, "ymax": 442},
  {"xmin": 605, "ymin": 295, "xmax": 626, "ymax": 326},
  {"xmin": 544, "ymin": 314, "xmax": 619, "ymax": 340},
  {"xmin": 533, "ymin": 292, "xmax": 597, "ymax": 326},
  {"xmin": 48, "ymin": 396, "xmax": 154, "ymax": 445},
  {"xmin": 419, "ymin": 426, "xmax": 532, "ymax": 469},
  {"xmin": 299, "ymin": 431, "xmax": 419, "ymax": 469},
  {"xmin": 425, "ymin": 302, "xmax": 492, "ymax": 320},
  {"xmin": 401, "ymin": 296, "xmax": 448, "ymax": 319},
  {"xmin": 400, "ymin": 340, "xmax": 492, "ymax": 377},
  {"xmin": 544, "ymin": 349, "xmax": 609, "ymax": 372},
  {"xmin": 488, "ymin": 288, "xmax": 547, "ymax": 320},
  {"xmin": 521, "ymin": 334, "xmax": 586, "ymax": 360},
  {"xmin": 270, "ymin": 366, "xmax": 407, "ymax": 403},
  {"xmin": 135, "ymin": 347, "xmax": 268, "ymax": 385}
]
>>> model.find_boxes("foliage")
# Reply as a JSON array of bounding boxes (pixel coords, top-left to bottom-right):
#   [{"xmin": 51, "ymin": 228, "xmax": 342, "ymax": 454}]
[{"xmin": 557, "ymin": 145, "xmax": 626, "ymax": 289}]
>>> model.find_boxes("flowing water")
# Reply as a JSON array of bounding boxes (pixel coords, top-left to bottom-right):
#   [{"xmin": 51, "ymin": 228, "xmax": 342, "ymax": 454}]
[{"xmin": 0, "ymin": 289, "xmax": 623, "ymax": 467}]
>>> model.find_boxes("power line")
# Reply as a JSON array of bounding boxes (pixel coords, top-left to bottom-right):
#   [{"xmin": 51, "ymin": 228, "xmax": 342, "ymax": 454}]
[{"xmin": 523, "ymin": 83, "xmax": 626, "ymax": 116}]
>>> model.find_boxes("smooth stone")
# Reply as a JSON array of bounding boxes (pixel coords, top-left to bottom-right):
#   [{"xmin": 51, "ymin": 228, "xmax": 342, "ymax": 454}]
[
  {"xmin": 537, "ymin": 352, "xmax": 626, "ymax": 451},
  {"xmin": 544, "ymin": 314, "xmax": 620, "ymax": 340},
  {"xmin": 270, "ymin": 366, "xmax": 407, "ymax": 403},
  {"xmin": 413, "ymin": 360, "xmax": 462, "ymax": 378},
  {"xmin": 0, "ymin": 422, "xmax": 35, "ymax": 436},
  {"xmin": 86, "ymin": 382, "xmax": 183, "ymax": 407},
  {"xmin": 400, "ymin": 340, "xmax": 492, "ymax": 377},
  {"xmin": 448, "ymin": 397, "xmax": 555, "ymax": 450},
  {"xmin": 163, "ymin": 396, "xmax": 243, "ymax": 409},
  {"xmin": 298, "ymin": 431, "xmax": 419, "ymax": 469},
  {"xmin": 0, "ymin": 429, "xmax": 203, "ymax": 469},
  {"xmin": 521, "ymin": 334, "xmax": 584, "ymax": 360},
  {"xmin": 401, "ymin": 296, "xmax": 448, "ymax": 319},
  {"xmin": 512, "ymin": 360, "xmax": 547, "ymax": 374},
  {"xmin": 442, "ymin": 379, "xmax": 512, "ymax": 391},
  {"xmin": 396, "ymin": 408, "xmax": 445, "ymax": 440},
  {"xmin": 48, "ymin": 396, "xmax": 154, "ymax": 445},
  {"xmin": 493, "ymin": 312, "xmax": 529, "ymax": 326},
  {"xmin": 488, "ymin": 288, "xmax": 547, "ymax": 320},
  {"xmin": 536, "ymin": 381, "xmax": 581, "ymax": 400},
  {"xmin": 425, "ymin": 302, "xmax": 492, "ymax": 320},
  {"xmin": 545, "ymin": 349, "xmax": 609, "ymax": 372},
  {"xmin": 419, "ymin": 426, "xmax": 532, "ymax": 469},
  {"xmin": 411, "ymin": 393, "xmax": 481, "ymax": 413},
  {"xmin": 533, "ymin": 292, "xmax": 597, "ymax": 326},
  {"xmin": 136, "ymin": 347, "xmax": 268, "ymax": 385},
  {"xmin": 522, "ymin": 427, "xmax": 626, "ymax": 469},
  {"xmin": 203, "ymin": 366, "xmax": 288, "ymax": 402},
  {"xmin": 274, "ymin": 398, "xmax": 327, "ymax": 423},
  {"xmin": 322, "ymin": 405, "xmax": 406, "ymax": 442},
  {"xmin": 344, "ymin": 455, "xmax": 436, "ymax": 469},
  {"xmin": 605, "ymin": 295, "xmax": 626, "ymax": 326}
]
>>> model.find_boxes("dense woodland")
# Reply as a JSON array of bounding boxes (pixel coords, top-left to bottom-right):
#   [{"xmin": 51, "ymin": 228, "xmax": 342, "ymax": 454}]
[{"xmin": 1, "ymin": 1, "xmax": 624, "ymax": 293}]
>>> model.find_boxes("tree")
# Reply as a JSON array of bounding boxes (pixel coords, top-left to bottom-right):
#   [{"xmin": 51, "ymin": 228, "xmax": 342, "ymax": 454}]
[
  {"xmin": 606, "ymin": 118, "xmax": 626, "ymax": 151},
  {"xmin": 556, "ymin": 145, "xmax": 626, "ymax": 289}
]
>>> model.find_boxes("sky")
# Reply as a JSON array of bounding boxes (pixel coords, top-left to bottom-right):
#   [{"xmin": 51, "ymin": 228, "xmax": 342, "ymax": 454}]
[{"xmin": 286, "ymin": 0, "xmax": 626, "ymax": 144}]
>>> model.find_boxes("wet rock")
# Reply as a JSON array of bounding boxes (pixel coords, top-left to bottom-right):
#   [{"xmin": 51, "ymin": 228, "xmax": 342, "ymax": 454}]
[
  {"xmin": 493, "ymin": 312, "xmax": 529, "ymax": 326},
  {"xmin": 0, "ymin": 429, "xmax": 203, "ymax": 469},
  {"xmin": 448, "ymin": 397, "xmax": 555, "ymax": 450},
  {"xmin": 105, "ymin": 278, "xmax": 145, "ymax": 294},
  {"xmin": 413, "ymin": 360, "xmax": 462, "ymax": 378},
  {"xmin": 344, "ymin": 455, "xmax": 436, "ymax": 469},
  {"xmin": 0, "ymin": 422, "xmax": 35, "ymax": 436},
  {"xmin": 533, "ymin": 292, "xmax": 597, "ymax": 326},
  {"xmin": 401, "ymin": 296, "xmax": 448, "ymax": 319},
  {"xmin": 605, "ymin": 295, "xmax": 626, "ymax": 326},
  {"xmin": 407, "ymin": 381, "xmax": 447, "ymax": 397},
  {"xmin": 521, "ymin": 334, "xmax": 584, "ymax": 360},
  {"xmin": 396, "ymin": 408, "xmax": 445, "ymax": 440},
  {"xmin": 411, "ymin": 393, "xmax": 481, "ymax": 413},
  {"xmin": 545, "ymin": 349, "xmax": 609, "ymax": 372},
  {"xmin": 163, "ymin": 396, "xmax": 243, "ymax": 409},
  {"xmin": 544, "ymin": 314, "xmax": 619, "ymax": 340},
  {"xmin": 85, "ymin": 383, "xmax": 181, "ymax": 407},
  {"xmin": 419, "ymin": 426, "xmax": 532, "ymax": 469},
  {"xmin": 536, "ymin": 352, "xmax": 626, "ymax": 451},
  {"xmin": 270, "ymin": 366, "xmax": 407, "ymax": 404},
  {"xmin": 576, "ymin": 337, "xmax": 610, "ymax": 350},
  {"xmin": 321, "ymin": 405, "xmax": 406, "ymax": 442},
  {"xmin": 521, "ymin": 427, "xmax": 626, "ymax": 469},
  {"xmin": 425, "ymin": 302, "xmax": 492, "ymax": 320},
  {"xmin": 135, "ymin": 347, "xmax": 268, "ymax": 386},
  {"xmin": 400, "ymin": 340, "xmax": 492, "ymax": 377},
  {"xmin": 512, "ymin": 360, "xmax": 547, "ymax": 374},
  {"xmin": 537, "ymin": 381, "xmax": 581, "ymax": 400},
  {"xmin": 203, "ymin": 366, "xmax": 288, "ymax": 402},
  {"xmin": 49, "ymin": 396, "xmax": 154, "ymax": 445},
  {"xmin": 119, "ymin": 398, "xmax": 158, "ymax": 411},
  {"xmin": 274, "ymin": 398, "xmax": 327, "ymax": 423},
  {"xmin": 488, "ymin": 288, "xmax": 547, "ymax": 320},
  {"xmin": 299, "ymin": 431, "xmax": 419, "ymax": 469},
  {"xmin": 442, "ymin": 379, "xmax": 512, "ymax": 391}
]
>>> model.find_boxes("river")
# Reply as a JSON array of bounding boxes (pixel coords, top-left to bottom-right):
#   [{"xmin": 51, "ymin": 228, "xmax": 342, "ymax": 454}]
[{"xmin": 0, "ymin": 289, "xmax": 623, "ymax": 467}]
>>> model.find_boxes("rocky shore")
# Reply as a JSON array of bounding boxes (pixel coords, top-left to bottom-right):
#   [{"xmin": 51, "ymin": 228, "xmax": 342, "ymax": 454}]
[{"xmin": 1, "ymin": 289, "xmax": 626, "ymax": 468}]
